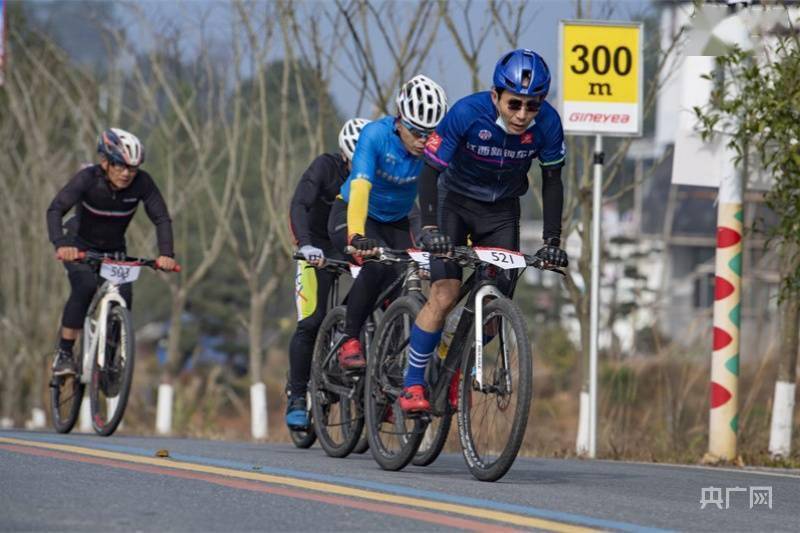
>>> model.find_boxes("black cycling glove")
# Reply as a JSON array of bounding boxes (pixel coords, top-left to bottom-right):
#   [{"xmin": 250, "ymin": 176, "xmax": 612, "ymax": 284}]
[
  {"xmin": 534, "ymin": 238, "xmax": 568, "ymax": 268},
  {"xmin": 349, "ymin": 234, "xmax": 379, "ymax": 252},
  {"xmin": 419, "ymin": 226, "xmax": 452, "ymax": 255}
]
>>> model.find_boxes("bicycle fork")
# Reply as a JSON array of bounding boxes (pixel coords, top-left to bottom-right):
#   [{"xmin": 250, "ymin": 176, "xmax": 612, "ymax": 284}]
[{"xmin": 81, "ymin": 286, "xmax": 127, "ymax": 385}]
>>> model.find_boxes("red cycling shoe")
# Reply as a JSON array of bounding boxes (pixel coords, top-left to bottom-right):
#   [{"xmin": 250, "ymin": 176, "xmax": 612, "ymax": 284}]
[
  {"xmin": 399, "ymin": 384, "xmax": 430, "ymax": 413},
  {"xmin": 338, "ymin": 338, "xmax": 366, "ymax": 369}
]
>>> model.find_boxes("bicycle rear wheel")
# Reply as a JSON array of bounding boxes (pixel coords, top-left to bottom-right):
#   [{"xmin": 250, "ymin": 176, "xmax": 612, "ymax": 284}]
[
  {"xmin": 365, "ymin": 295, "xmax": 426, "ymax": 471},
  {"xmin": 89, "ymin": 304, "xmax": 135, "ymax": 437},
  {"xmin": 457, "ymin": 297, "xmax": 532, "ymax": 482},
  {"xmin": 310, "ymin": 306, "xmax": 363, "ymax": 458},
  {"xmin": 352, "ymin": 430, "xmax": 369, "ymax": 454},
  {"xmin": 412, "ymin": 355, "xmax": 452, "ymax": 467},
  {"xmin": 50, "ymin": 363, "xmax": 85, "ymax": 434}
]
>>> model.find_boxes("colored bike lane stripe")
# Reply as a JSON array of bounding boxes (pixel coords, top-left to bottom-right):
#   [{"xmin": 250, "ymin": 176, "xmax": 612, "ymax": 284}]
[{"xmin": 0, "ymin": 433, "xmax": 667, "ymax": 532}]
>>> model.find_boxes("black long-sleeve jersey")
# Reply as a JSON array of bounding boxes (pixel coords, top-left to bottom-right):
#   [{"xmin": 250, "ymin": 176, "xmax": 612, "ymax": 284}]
[
  {"xmin": 289, "ymin": 153, "xmax": 349, "ymax": 249},
  {"xmin": 46, "ymin": 165, "xmax": 174, "ymax": 256}
]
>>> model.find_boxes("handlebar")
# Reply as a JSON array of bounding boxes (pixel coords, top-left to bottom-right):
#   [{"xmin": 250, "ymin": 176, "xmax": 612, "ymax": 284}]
[
  {"xmin": 292, "ymin": 253, "xmax": 352, "ymax": 274},
  {"xmin": 70, "ymin": 250, "xmax": 182, "ymax": 273},
  {"xmin": 442, "ymin": 246, "xmax": 567, "ymax": 277},
  {"xmin": 343, "ymin": 246, "xmax": 413, "ymax": 264}
]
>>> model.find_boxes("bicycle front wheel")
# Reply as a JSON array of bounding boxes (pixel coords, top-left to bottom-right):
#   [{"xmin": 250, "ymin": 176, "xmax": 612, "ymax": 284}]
[
  {"xmin": 89, "ymin": 304, "xmax": 135, "ymax": 437},
  {"xmin": 50, "ymin": 369, "xmax": 85, "ymax": 434},
  {"xmin": 365, "ymin": 295, "xmax": 426, "ymax": 471},
  {"xmin": 457, "ymin": 297, "xmax": 532, "ymax": 482},
  {"xmin": 289, "ymin": 392, "xmax": 317, "ymax": 449},
  {"xmin": 310, "ymin": 306, "xmax": 363, "ymax": 458}
]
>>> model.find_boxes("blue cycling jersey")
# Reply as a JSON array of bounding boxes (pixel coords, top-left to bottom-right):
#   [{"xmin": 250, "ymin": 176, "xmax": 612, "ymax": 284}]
[
  {"xmin": 340, "ymin": 116, "xmax": 422, "ymax": 223},
  {"xmin": 423, "ymin": 91, "xmax": 566, "ymax": 203}
]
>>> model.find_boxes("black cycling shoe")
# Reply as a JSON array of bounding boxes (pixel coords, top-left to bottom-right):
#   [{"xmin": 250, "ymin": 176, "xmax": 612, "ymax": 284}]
[
  {"xmin": 52, "ymin": 349, "xmax": 77, "ymax": 377},
  {"xmin": 285, "ymin": 396, "xmax": 310, "ymax": 430}
]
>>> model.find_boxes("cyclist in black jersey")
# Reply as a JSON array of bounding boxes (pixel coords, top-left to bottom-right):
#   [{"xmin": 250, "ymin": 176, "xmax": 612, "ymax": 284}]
[
  {"xmin": 46, "ymin": 128, "xmax": 176, "ymax": 377},
  {"xmin": 285, "ymin": 118, "xmax": 369, "ymax": 430}
]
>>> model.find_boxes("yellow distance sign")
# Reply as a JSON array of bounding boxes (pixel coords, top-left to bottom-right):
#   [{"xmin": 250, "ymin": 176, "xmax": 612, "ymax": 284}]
[{"xmin": 559, "ymin": 20, "xmax": 643, "ymax": 136}]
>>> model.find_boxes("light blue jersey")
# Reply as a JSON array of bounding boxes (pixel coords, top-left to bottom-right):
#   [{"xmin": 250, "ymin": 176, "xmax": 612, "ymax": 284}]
[{"xmin": 340, "ymin": 116, "xmax": 422, "ymax": 223}]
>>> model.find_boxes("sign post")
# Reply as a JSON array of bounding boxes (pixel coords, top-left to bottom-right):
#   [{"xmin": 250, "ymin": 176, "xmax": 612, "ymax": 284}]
[
  {"xmin": 559, "ymin": 20, "xmax": 643, "ymax": 458},
  {"xmin": 0, "ymin": 0, "xmax": 6, "ymax": 87}
]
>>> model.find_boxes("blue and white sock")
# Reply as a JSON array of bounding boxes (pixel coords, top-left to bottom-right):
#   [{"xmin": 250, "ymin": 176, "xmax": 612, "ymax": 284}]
[{"xmin": 404, "ymin": 324, "xmax": 442, "ymax": 388}]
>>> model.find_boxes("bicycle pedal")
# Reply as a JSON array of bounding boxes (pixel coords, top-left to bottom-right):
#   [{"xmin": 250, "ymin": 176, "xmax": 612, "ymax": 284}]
[{"xmin": 406, "ymin": 411, "xmax": 431, "ymax": 422}]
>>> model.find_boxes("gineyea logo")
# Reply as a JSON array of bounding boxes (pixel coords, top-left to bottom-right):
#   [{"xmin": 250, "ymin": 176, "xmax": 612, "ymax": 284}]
[
  {"xmin": 425, "ymin": 132, "xmax": 442, "ymax": 152},
  {"xmin": 521, "ymin": 132, "xmax": 533, "ymax": 144},
  {"xmin": 478, "ymin": 129, "xmax": 492, "ymax": 141}
]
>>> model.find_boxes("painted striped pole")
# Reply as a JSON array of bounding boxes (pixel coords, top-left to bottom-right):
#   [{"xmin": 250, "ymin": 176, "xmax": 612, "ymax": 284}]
[{"xmin": 708, "ymin": 157, "xmax": 743, "ymax": 461}]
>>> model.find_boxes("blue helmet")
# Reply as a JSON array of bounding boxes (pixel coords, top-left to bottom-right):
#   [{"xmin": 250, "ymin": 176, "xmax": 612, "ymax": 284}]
[{"xmin": 492, "ymin": 49, "xmax": 550, "ymax": 98}]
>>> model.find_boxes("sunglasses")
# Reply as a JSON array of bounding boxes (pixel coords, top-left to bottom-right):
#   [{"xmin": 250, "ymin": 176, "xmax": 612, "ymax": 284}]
[
  {"xmin": 506, "ymin": 98, "xmax": 543, "ymax": 113},
  {"xmin": 400, "ymin": 119, "xmax": 433, "ymax": 139},
  {"xmin": 110, "ymin": 160, "xmax": 139, "ymax": 173}
]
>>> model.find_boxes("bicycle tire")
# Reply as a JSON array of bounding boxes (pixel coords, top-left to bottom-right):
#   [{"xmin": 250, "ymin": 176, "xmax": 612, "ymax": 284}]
[
  {"xmin": 412, "ymin": 354, "xmax": 453, "ymax": 467},
  {"xmin": 290, "ymin": 426, "xmax": 317, "ymax": 449},
  {"xmin": 365, "ymin": 295, "xmax": 426, "ymax": 471},
  {"xmin": 310, "ymin": 306, "xmax": 363, "ymax": 458},
  {"xmin": 89, "ymin": 304, "xmax": 135, "ymax": 437},
  {"xmin": 457, "ymin": 297, "xmax": 532, "ymax": 482},
  {"xmin": 50, "ymin": 367, "xmax": 85, "ymax": 434},
  {"xmin": 352, "ymin": 431, "xmax": 369, "ymax": 454}
]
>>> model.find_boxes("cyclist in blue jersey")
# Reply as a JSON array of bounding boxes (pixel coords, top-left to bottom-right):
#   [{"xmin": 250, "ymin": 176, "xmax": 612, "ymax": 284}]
[
  {"xmin": 328, "ymin": 75, "xmax": 447, "ymax": 369},
  {"xmin": 399, "ymin": 49, "xmax": 570, "ymax": 414}
]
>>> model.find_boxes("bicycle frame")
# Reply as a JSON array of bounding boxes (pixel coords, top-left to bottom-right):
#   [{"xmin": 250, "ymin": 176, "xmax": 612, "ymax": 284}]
[
  {"xmin": 80, "ymin": 281, "xmax": 128, "ymax": 385},
  {"xmin": 429, "ymin": 271, "xmax": 516, "ymax": 416},
  {"xmin": 472, "ymin": 283, "xmax": 506, "ymax": 391}
]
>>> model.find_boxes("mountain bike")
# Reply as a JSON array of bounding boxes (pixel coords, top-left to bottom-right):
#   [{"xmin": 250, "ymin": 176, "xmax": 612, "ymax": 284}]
[
  {"xmin": 365, "ymin": 245, "xmax": 564, "ymax": 481},
  {"xmin": 50, "ymin": 251, "xmax": 180, "ymax": 436},
  {"xmin": 309, "ymin": 248, "xmax": 424, "ymax": 458}
]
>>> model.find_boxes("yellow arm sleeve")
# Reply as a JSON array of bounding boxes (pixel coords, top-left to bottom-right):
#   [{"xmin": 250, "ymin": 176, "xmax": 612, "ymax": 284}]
[{"xmin": 347, "ymin": 178, "xmax": 371, "ymax": 237}]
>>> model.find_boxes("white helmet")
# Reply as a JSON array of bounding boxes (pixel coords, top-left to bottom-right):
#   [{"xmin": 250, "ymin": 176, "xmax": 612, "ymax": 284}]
[
  {"xmin": 97, "ymin": 127, "xmax": 145, "ymax": 166},
  {"xmin": 396, "ymin": 75, "xmax": 447, "ymax": 131},
  {"xmin": 338, "ymin": 118, "xmax": 370, "ymax": 161}
]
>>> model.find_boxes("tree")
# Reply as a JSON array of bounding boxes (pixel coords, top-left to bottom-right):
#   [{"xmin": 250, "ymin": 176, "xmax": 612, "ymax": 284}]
[
  {"xmin": 0, "ymin": 2, "xmax": 110, "ymax": 427},
  {"xmin": 694, "ymin": 34, "xmax": 800, "ymax": 458}
]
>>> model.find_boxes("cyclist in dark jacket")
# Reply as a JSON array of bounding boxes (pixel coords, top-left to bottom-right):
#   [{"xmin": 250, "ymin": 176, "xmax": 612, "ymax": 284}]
[
  {"xmin": 285, "ymin": 118, "xmax": 369, "ymax": 430},
  {"xmin": 46, "ymin": 128, "xmax": 176, "ymax": 377}
]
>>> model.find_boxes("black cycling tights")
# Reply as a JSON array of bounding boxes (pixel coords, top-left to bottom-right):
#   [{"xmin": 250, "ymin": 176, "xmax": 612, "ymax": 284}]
[
  {"xmin": 328, "ymin": 198, "xmax": 413, "ymax": 341},
  {"xmin": 343, "ymin": 261, "xmax": 402, "ymax": 339},
  {"xmin": 61, "ymin": 261, "xmax": 132, "ymax": 330},
  {"xmin": 287, "ymin": 266, "xmax": 335, "ymax": 398}
]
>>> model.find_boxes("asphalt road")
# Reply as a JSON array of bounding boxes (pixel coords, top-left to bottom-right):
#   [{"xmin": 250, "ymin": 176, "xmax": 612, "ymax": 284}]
[{"xmin": 1, "ymin": 429, "xmax": 798, "ymax": 532}]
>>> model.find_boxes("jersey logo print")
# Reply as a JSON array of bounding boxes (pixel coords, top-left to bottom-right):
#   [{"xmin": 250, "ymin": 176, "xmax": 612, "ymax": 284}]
[
  {"xmin": 81, "ymin": 201, "xmax": 138, "ymax": 218},
  {"xmin": 521, "ymin": 132, "xmax": 533, "ymax": 144},
  {"xmin": 425, "ymin": 132, "xmax": 442, "ymax": 152},
  {"xmin": 478, "ymin": 129, "xmax": 492, "ymax": 141}
]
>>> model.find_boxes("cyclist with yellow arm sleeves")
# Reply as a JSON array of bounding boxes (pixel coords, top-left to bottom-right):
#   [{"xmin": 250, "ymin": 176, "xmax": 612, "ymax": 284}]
[
  {"xmin": 328, "ymin": 75, "xmax": 447, "ymax": 370},
  {"xmin": 286, "ymin": 118, "xmax": 369, "ymax": 430}
]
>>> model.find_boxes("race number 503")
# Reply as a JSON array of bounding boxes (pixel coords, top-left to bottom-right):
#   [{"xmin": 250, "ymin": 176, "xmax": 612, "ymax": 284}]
[{"xmin": 100, "ymin": 262, "xmax": 142, "ymax": 285}]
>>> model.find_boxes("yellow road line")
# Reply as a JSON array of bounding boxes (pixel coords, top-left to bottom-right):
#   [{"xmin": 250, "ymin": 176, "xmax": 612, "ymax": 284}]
[{"xmin": 0, "ymin": 436, "xmax": 595, "ymax": 532}]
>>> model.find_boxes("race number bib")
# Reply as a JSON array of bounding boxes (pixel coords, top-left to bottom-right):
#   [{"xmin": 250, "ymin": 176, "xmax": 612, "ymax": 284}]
[
  {"xmin": 100, "ymin": 262, "xmax": 142, "ymax": 284},
  {"xmin": 474, "ymin": 247, "xmax": 526, "ymax": 270},
  {"xmin": 407, "ymin": 248, "xmax": 430, "ymax": 267}
]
